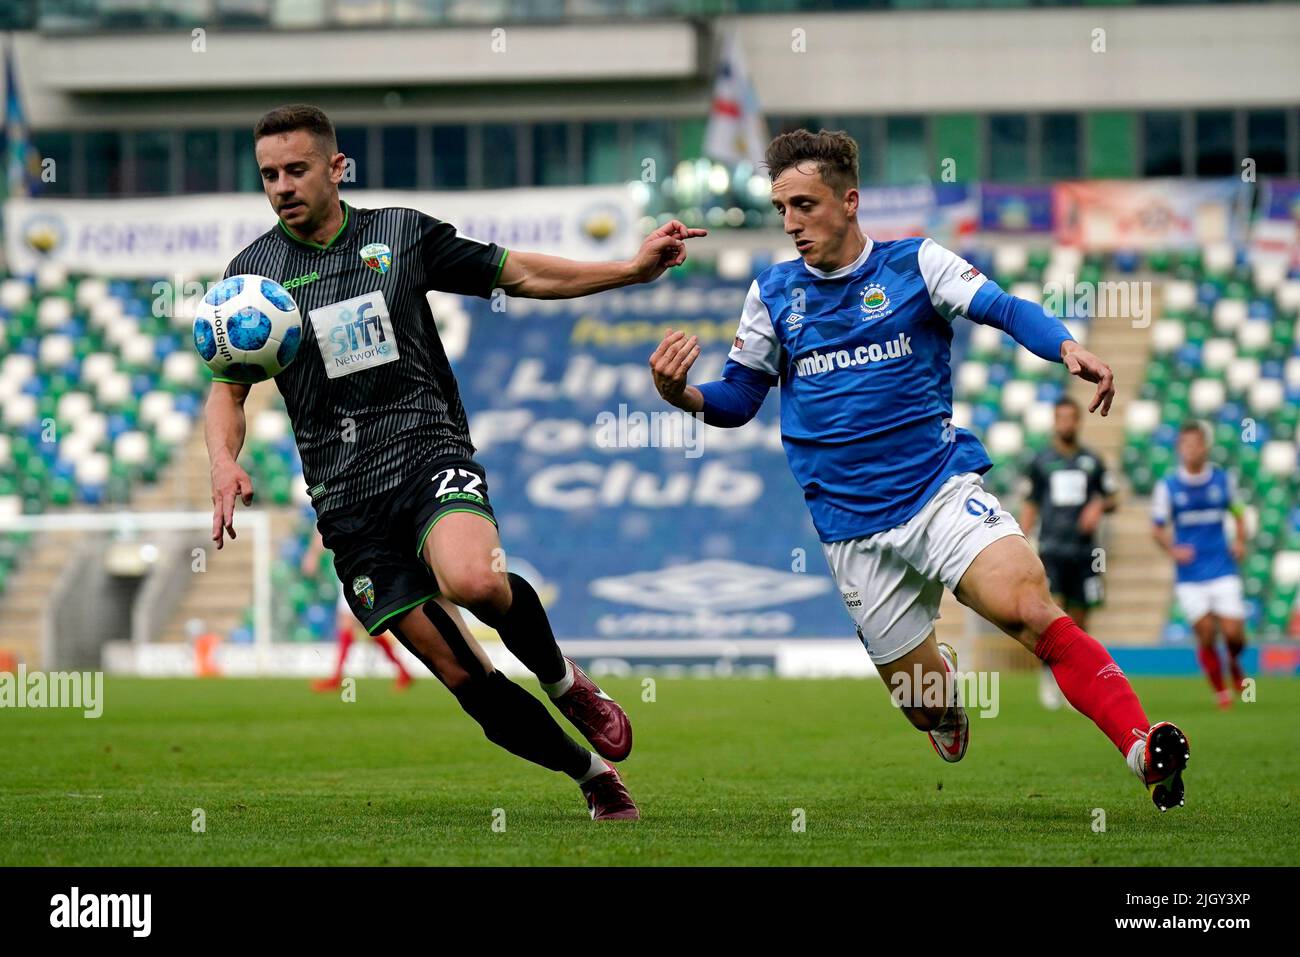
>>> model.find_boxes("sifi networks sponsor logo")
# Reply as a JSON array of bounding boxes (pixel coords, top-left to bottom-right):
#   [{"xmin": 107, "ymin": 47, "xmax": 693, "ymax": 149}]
[{"xmin": 860, "ymin": 282, "xmax": 891, "ymax": 320}]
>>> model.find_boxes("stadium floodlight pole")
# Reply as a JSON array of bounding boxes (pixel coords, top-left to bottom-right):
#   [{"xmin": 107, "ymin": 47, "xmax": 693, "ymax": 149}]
[{"xmin": 0, "ymin": 509, "xmax": 273, "ymax": 652}]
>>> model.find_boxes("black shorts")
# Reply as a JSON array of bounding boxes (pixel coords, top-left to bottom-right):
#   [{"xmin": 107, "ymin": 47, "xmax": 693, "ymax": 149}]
[
  {"xmin": 1041, "ymin": 552, "xmax": 1104, "ymax": 609},
  {"xmin": 317, "ymin": 456, "xmax": 496, "ymax": 635}
]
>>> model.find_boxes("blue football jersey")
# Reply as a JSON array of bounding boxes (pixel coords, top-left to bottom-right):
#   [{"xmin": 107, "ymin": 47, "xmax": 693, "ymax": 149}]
[
  {"xmin": 1151, "ymin": 465, "xmax": 1242, "ymax": 583},
  {"xmin": 727, "ymin": 236, "xmax": 995, "ymax": 543}
]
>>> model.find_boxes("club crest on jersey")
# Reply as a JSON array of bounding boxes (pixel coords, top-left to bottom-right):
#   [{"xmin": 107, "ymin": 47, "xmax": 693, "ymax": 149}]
[
  {"xmin": 860, "ymin": 283, "xmax": 891, "ymax": 320},
  {"xmin": 352, "ymin": 575, "xmax": 376, "ymax": 610},
  {"xmin": 360, "ymin": 242, "xmax": 392, "ymax": 274}
]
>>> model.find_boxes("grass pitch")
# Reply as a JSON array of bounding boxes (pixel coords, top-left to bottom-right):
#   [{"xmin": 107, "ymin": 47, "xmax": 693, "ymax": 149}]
[{"xmin": 1, "ymin": 674, "xmax": 1295, "ymax": 866}]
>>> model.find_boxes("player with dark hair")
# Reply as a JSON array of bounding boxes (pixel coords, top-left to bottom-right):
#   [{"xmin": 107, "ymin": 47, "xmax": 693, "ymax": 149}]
[
  {"xmin": 650, "ymin": 128, "xmax": 1190, "ymax": 811},
  {"xmin": 205, "ymin": 104, "xmax": 705, "ymax": 820},
  {"xmin": 1153, "ymin": 420, "xmax": 1250, "ymax": 708},
  {"xmin": 1020, "ymin": 396, "xmax": 1117, "ymax": 710}
]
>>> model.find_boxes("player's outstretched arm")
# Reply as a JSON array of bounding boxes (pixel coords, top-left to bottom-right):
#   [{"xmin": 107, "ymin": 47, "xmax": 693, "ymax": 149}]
[
  {"xmin": 204, "ymin": 381, "xmax": 255, "ymax": 550},
  {"xmin": 649, "ymin": 329, "xmax": 773, "ymax": 427},
  {"xmin": 496, "ymin": 220, "xmax": 707, "ymax": 299}
]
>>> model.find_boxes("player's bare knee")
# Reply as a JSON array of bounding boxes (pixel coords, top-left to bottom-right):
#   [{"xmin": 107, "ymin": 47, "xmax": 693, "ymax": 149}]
[{"xmin": 441, "ymin": 570, "xmax": 509, "ymax": 612}]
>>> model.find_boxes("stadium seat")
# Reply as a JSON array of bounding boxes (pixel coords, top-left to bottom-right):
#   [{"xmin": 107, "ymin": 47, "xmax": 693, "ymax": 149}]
[
  {"xmin": 716, "ymin": 249, "xmax": 753, "ymax": 280},
  {"xmin": 1200, "ymin": 338, "xmax": 1236, "ymax": 373},
  {"xmin": 994, "ymin": 244, "xmax": 1029, "ymax": 280},
  {"xmin": 1000, "ymin": 379, "xmax": 1037, "ymax": 417},
  {"xmin": 37, "ymin": 263, "xmax": 69, "ymax": 293},
  {"xmin": 1010, "ymin": 281, "xmax": 1043, "ymax": 305},
  {"xmin": 1212, "ymin": 298, "xmax": 1247, "ymax": 335},
  {"xmin": 1151, "ymin": 319, "xmax": 1185, "ymax": 354},
  {"xmin": 1226, "ymin": 358, "xmax": 1260, "ymax": 395},
  {"xmin": 1189, "ymin": 378, "xmax": 1226, "ymax": 416},
  {"xmin": 1125, "ymin": 399, "xmax": 1161, "ymax": 436},
  {"xmin": 1274, "ymin": 552, "xmax": 1300, "ymax": 588},
  {"xmin": 985, "ymin": 421, "xmax": 1024, "ymax": 458},
  {"xmin": 950, "ymin": 401, "xmax": 972, "ymax": 431},
  {"xmin": 1237, "ymin": 319, "xmax": 1272, "ymax": 355},
  {"xmin": 1260, "ymin": 440, "xmax": 1298, "ymax": 478},
  {"xmin": 1022, "ymin": 400, "xmax": 1054, "ymax": 436},
  {"xmin": 1276, "ymin": 280, "xmax": 1300, "ymax": 315},
  {"xmin": 0, "ymin": 278, "xmax": 31, "ymax": 311},
  {"xmin": 114, "ymin": 431, "xmax": 151, "ymax": 468},
  {"xmin": 1162, "ymin": 280, "xmax": 1197, "ymax": 313},
  {"xmin": 1253, "ymin": 259, "xmax": 1287, "ymax": 295},
  {"xmin": 955, "ymin": 361, "xmax": 988, "ymax": 398},
  {"xmin": 1015, "ymin": 347, "xmax": 1054, "ymax": 377},
  {"xmin": 1202, "ymin": 242, "xmax": 1236, "ymax": 277},
  {"xmin": 1249, "ymin": 379, "xmax": 1285, "ymax": 417},
  {"xmin": 37, "ymin": 296, "xmax": 73, "ymax": 331}
]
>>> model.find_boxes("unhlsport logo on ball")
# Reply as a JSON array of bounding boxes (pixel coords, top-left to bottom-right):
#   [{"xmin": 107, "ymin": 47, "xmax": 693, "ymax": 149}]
[{"xmin": 194, "ymin": 274, "xmax": 303, "ymax": 383}]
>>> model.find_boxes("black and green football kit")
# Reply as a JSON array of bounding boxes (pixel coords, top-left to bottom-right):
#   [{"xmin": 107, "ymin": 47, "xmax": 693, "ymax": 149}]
[
  {"xmin": 1024, "ymin": 444, "xmax": 1115, "ymax": 609},
  {"xmin": 221, "ymin": 201, "xmax": 507, "ymax": 634}
]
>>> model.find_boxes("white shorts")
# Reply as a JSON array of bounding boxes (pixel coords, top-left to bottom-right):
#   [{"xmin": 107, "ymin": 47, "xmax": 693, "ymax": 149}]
[
  {"xmin": 822, "ymin": 472, "xmax": 1025, "ymax": 664},
  {"xmin": 1175, "ymin": 575, "xmax": 1245, "ymax": 623}
]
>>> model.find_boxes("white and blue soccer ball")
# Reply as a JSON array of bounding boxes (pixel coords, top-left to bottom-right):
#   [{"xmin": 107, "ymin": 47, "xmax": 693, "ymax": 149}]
[{"xmin": 193, "ymin": 274, "xmax": 303, "ymax": 383}]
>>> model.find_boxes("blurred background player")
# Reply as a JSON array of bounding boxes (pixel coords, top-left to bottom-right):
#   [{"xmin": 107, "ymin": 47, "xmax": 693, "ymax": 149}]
[
  {"xmin": 1152, "ymin": 420, "xmax": 1250, "ymax": 709},
  {"xmin": 300, "ymin": 529, "xmax": 412, "ymax": 693},
  {"xmin": 1020, "ymin": 397, "xmax": 1117, "ymax": 710}
]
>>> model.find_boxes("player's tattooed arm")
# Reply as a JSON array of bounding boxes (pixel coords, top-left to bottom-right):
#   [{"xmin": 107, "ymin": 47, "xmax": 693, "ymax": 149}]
[
  {"xmin": 204, "ymin": 381, "xmax": 255, "ymax": 550},
  {"xmin": 496, "ymin": 220, "xmax": 707, "ymax": 299}
]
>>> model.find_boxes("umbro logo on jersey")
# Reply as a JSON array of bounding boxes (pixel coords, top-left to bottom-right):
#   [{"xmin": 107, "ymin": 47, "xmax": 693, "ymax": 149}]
[
  {"xmin": 786, "ymin": 313, "xmax": 804, "ymax": 329},
  {"xmin": 794, "ymin": 333, "xmax": 913, "ymax": 378}
]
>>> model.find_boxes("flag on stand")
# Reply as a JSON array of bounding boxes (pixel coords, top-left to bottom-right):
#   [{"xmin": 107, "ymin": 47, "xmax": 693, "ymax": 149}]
[{"xmin": 703, "ymin": 31, "xmax": 768, "ymax": 170}]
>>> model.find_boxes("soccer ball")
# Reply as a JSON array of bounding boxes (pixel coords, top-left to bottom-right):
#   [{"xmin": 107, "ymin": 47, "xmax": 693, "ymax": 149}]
[{"xmin": 193, "ymin": 274, "xmax": 302, "ymax": 383}]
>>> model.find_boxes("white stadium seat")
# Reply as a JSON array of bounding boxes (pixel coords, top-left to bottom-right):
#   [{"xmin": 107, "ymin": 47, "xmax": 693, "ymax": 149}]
[
  {"xmin": 75, "ymin": 277, "xmax": 110, "ymax": 310},
  {"xmin": 58, "ymin": 432, "xmax": 98, "ymax": 465},
  {"xmin": 113, "ymin": 431, "xmax": 151, "ymax": 466},
  {"xmin": 970, "ymin": 323, "xmax": 1006, "ymax": 355},
  {"xmin": 1225, "ymin": 357, "xmax": 1260, "ymax": 394},
  {"xmin": 37, "ymin": 296, "xmax": 73, "ymax": 331},
  {"xmin": 57, "ymin": 392, "xmax": 95, "ymax": 424},
  {"xmin": 1248, "ymin": 379, "xmax": 1284, "ymax": 416},
  {"xmin": 90, "ymin": 298, "xmax": 125, "ymax": 330},
  {"xmin": 3, "ymin": 394, "xmax": 38, "ymax": 429},
  {"xmin": 1286, "ymin": 357, "xmax": 1300, "ymax": 391},
  {"xmin": 0, "ymin": 495, "xmax": 23, "ymax": 520},
  {"xmin": 0, "ymin": 278, "xmax": 32, "ymax": 311},
  {"xmin": 1189, "ymin": 378, "xmax": 1226, "ymax": 415},
  {"xmin": 1253, "ymin": 259, "xmax": 1286, "ymax": 295},
  {"xmin": 3, "ymin": 353, "xmax": 36, "ymax": 381},
  {"xmin": 74, "ymin": 453, "xmax": 111, "ymax": 486},
  {"xmin": 36, "ymin": 262, "xmax": 68, "ymax": 293},
  {"xmin": 0, "ymin": 434, "xmax": 10, "ymax": 467},
  {"xmin": 1162, "ymin": 280, "xmax": 1197, "ymax": 312},
  {"xmin": 156, "ymin": 411, "xmax": 193, "ymax": 445},
  {"xmin": 253, "ymin": 410, "xmax": 289, "ymax": 442},
  {"xmin": 122, "ymin": 335, "xmax": 156, "ymax": 367},
  {"xmin": 38, "ymin": 334, "xmax": 75, "ymax": 368},
  {"xmin": 162, "ymin": 352, "xmax": 200, "ymax": 388},
  {"xmin": 986, "ymin": 421, "xmax": 1024, "ymax": 457},
  {"xmin": 1010, "ymin": 281, "xmax": 1043, "ymax": 305},
  {"xmin": 1201, "ymin": 338, "xmax": 1236, "ymax": 372},
  {"xmin": 1237, "ymin": 319, "xmax": 1272, "ymax": 353},
  {"xmin": 950, "ymin": 402, "xmax": 972, "ymax": 431},
  {"xmin": 1062, "ymin": 319, "xmax": 1088, "ymax": 348},
  {"xmin": 1261, "ymin": 441, "xmax": 1297, "ymax": 478},
  {"xmin": 994, "ymin": 244, "xmax": 1028, "ymax": 278},
  {"xmin": 1023, "ymin": 400, "xmax": 1055, "ymax": 435},
  {"xmin": 1126, "ymin": 399, "xmax": 1162, "ymax": 436},
  {"xmin": 1273, "ymin": 552, "xmax": 1300, "ymax": 587},
  {"xmin": 1202, "ymin": 242, "xmax": 1235, "ymax": 275},
  {"xmin": 72, "ymin": 412, "xmax": 108, "ymax": 446},
  {"xmin": 1049, "ymin": 245, "xmax": 1083, "ymax": 276},
  {"xmin": 1151, "ymin": 319, "xmax": 1186, "ymax": 354},
  {"xmin": 1212, "ymin": 299, "xmax": 1247, "ymax": 334},
  {"xmin": 138, "ymin": 391, "xmax": 175, "ymax": 427},
  {"xmin": 1276, "ymin": 280, "xmax": 1300, "ymax": 314},
  {"xmin": 956, "ymin": 361, "xmax": 988, "ymax": 398},
  {"xmin": 1015, "ymin": 347, "xmax": 1054, "ymax": 376},
  {"xmin": 1001, "ymin": 379, "xmax": 1037, "ymax": 417},
  {"xmin": 96, "ymin": 371, "xmax": 133, "ymax": 407}
]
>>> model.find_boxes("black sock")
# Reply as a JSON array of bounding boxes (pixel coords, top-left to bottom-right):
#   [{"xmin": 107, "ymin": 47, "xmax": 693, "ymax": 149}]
[
  {"xmin": 473, "ymin": 573, "xmax": 566, "ymax": 685},
  {"xmin": 455, "ymin": 672, "xmax": 592, "ymax": 779}
]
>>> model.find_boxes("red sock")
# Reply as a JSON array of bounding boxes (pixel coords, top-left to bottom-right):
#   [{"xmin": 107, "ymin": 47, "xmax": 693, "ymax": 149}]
[
  {"xmin": 1197, "ymin": 644, "xmax": 1226, "ymax": 693},
  {"xmin": 332, "ymin": 626, "xmax": 354, "ymax": 681},
  {"xmin": 372, "ymin": 633, "xmax": 410, "ymax": 678},
  {"xmin": 1034, "ymin": 616, "xmax": 1149, "ymax": 757}
]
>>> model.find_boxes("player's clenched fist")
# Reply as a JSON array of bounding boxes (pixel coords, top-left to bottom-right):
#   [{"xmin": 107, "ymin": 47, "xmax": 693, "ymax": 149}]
[
  {"xmin": 210, "ymin": 459, "xmax": 254, "ymax": 550},
  {"xmin": 649, "ymin": 329, "xmax": 702, "ymax": 410}
]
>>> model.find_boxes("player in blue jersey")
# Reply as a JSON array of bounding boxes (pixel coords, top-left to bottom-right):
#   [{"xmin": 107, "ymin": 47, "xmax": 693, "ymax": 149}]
[
  {"xmin": 649, "ymin": 129, "xmax": 1190, "ymax": 810},
  {"xmin": 1152, "ymin": 420, "xmax": 1250, "ymax": 708}
]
